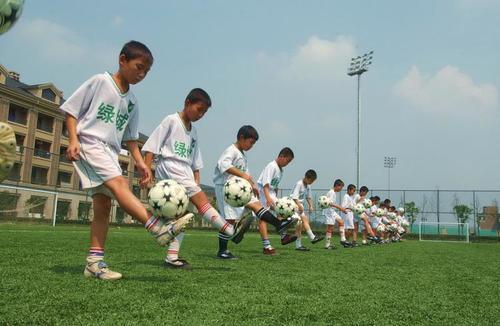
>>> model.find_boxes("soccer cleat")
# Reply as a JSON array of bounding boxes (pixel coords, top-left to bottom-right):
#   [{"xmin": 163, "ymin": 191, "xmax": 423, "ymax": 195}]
[
  {"xmin": 325, "ymin": 245, "xmax": 337, "ymax": 250},
  {"xmin": 231, "ymin": 214, "xmax": 253, "ymax": 244},
  {"xmin": 277, "ymin": 217, "xmax": 297, "ymax": 233},
  {"xmin": 263, "ymin": 247, "xmax": 276, "ymax": 255},
  {"xmin": 351, "ymin": 241, "xmax": 359, "ymax": 247},
  {"xmin": 151, "ymin": 213, "xmax": 194, "ymax": 246},
  {"xmin": 280, "ymin": 234, "xmax": 297, "ymax": 245},
  {"xmin": 311, "ymin": 235, "xmax": 325, "ymax": 244},
  {"xmin": 340, "ymin": 240, "xmax": 353, "ymax": 248},
  {"xmin": 164, "ymin": 259, "xmax": 192, "ymax": 270},
  {"xmin": 216, "ymin": 250, "xmax": 238, "ymax": 260},
  {"xmin": 84, "ymin": 261, "xmax": 122, "ymax": 280},
  {"xmin": 295, "ymin": 246, "xmax": 310, "ymax": 251}
]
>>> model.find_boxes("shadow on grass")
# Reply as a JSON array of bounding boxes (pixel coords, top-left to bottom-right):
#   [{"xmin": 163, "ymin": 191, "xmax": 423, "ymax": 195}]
[{"xmin": 50, "ymin": 265, "xmax": 83, "ymax": 275}]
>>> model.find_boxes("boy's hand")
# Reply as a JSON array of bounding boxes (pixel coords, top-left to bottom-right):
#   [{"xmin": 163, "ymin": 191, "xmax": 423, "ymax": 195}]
[
  {"xmin": 66, "ymin": 142, "xmax": 80, "ymax": 161},
  {"xmin": 298, "ymin": 203, "xmax": 304, "ymax": 214},
  {"xmin": 136, "ymin": 161, "xmax": 152, "ymax": 187},
  {"xmin": 252, "ymin": 184, "xmax": 259, "ymax": 197},
  {"xmin": 266, "ymin": 197, "xmax": 275, "ymax": 210}
]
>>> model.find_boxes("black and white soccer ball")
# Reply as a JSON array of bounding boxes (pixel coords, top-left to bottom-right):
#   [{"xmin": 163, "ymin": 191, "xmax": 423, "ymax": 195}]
[
  {"xmin": 0, "ymin": 0, "xmax": 24, "ymax": 35},
  {"xmin": 317, "ymin": 195, "xmax": 331, "ymax": 209},
  {"xmin": 376, "ymin": 224, "xmax": 386, "ymax": 233},
  {"xmin": 148, "ymin": 179, "xmax": 189, "ymax": 219},
  {"xmin": 353, "ymin": 203, "xmax": 366, "ymax": 215},
  {"xmin": 223, "ymin": 176, "xmax": 252, "ymax": 207},
  {"xmin": 363, "ymin": 199, "xmax": 372, "ymax": 209},
  {"xmin": 275, "ymin": 196, "xmax": 297, "ymax": 218}
]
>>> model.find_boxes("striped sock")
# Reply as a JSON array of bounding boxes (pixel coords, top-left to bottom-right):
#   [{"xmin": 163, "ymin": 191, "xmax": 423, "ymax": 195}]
[
  {"xmin": 145, "ymin": 216, "xmax": 159, "ymax": 231},
  {"xmin": 87, "ymin": 247, "xmax": 104, "ymax": 264},
  {"xmin": 262, "ymin": 238, "xmax": 272, "ymax": 249},
  {"xmin": 199, "ymin": 203, "xmax": 234, "ymax": 237},
  {"xmin": 218, "ymin": 232, "xmax": 230, "ymax": 253},
  {"xmin": 166, "ymin": 232, "xmax": 184, "ymax": 262},
  {"xmin": 325, "ymin": 231, "xmax": 332, "ymax": 247}
]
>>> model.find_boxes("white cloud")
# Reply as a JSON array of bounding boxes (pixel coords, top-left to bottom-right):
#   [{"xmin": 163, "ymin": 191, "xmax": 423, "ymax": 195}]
[
  {"xmin": 13, "ymin": 19, "xmax": 115, "ymax": 66},
  {"xmin": 393, "ymin": 65, "xmax": 497, "ymax": 114}
]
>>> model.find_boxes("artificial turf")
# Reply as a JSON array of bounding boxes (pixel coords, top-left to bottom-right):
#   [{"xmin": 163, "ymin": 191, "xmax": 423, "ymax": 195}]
[{"xmin": 0, "ymin": 223, "xmax": 499, "ymax": 325}]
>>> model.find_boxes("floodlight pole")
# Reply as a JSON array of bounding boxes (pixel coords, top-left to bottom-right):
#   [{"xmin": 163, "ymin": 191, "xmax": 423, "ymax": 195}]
[
  {"xmin": 384, "ymin": 156, "xmax": 396, "ymax": 199},
  {"xmin": 348, "ymin": 51, "xmax": 373, "ymax": 188}
]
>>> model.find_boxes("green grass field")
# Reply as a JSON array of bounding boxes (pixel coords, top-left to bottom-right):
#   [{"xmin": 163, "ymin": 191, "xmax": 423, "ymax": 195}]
[{"xmin": 1, "ymin": 223, "xmax": 499, "ymax": 325}]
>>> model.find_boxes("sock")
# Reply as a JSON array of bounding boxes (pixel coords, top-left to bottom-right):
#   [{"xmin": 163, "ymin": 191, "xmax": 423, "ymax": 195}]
[
  {"xmin": 87, "ymin": 247, "xmax": 104, "ymax": 264},
  {"xmin": 199, "ymin": 203, "xmax": 234, "ymax": 237},
  {"xmin": 296, "ymin": 237, "xmax": 303, "ymax": 248},
  {"xmin": 306, "ymin": 228, "xmax": 315, "ymax": 240},
  {"xmin": 362, "ymin": 239, "xmax": 367, "ymax": 244},
  {"xmin": 166, "ymin": 232, "xmax": 184, "ymax": 262},
  {"xmin": 218, "ymin": 232, "xmax": 230, "ymax": 253},
  {"xmin": 325, "ymin": 231, "xmax": 332, "ymax": 246},
  {"xmin": 145, "ymin": 216, "xmax": 159, "ymax": 231},
  {"xmin": 257, "ymin": 208, "xmax": 281, "ymax": 228},
  {"xmin": 262, "ymin": 238, "xmax": 272, "ymax": 249},
  {"xmin": 339, "ymin": 227, "xmax": 346, "ymax": 242}
]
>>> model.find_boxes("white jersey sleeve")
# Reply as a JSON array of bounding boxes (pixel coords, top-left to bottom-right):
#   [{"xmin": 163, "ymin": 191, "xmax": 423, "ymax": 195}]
[
  {"xmin": 290, "ymin": 180, "xmax": 301, "ymax": 200},
  {"xmin": 142, "ymin": 116, "xmax": 172, "ymax": 155},
  {"xmin": 122, "ymin": 102, "xmax": 139, "ymax": 142},
  {"xmin": 61, "ymin": 75, "xmax": 100, "ymax": 119},
  {"xmin": 191, "ymin": 137, "xmax": 203, "ymax": 171}
]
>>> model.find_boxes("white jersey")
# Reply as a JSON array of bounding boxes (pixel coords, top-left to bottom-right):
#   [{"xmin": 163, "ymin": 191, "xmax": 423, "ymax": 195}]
[
  {"xmin": 323, "ymin": 189, "xmax": 338, "ymax": 217},
  {"xmin": 213, "ymin": 144, "xmax": 248, "ymax": 186},
  {"xmin": 257, "ymin": 160, "xmax": 282, "ymax": 199},
  {"xmin": 341, "ymin": 193, "xmax": 356, "ymax": 210},
  {"xmin": 142, "ymin": 113, "xmax": 203, "ymax": 180},
  {"xmin": 60, "ymin": 72, "xmax": 139, "ymax": 153},
  {"xmin": 290, "ymin": 180, "xmax": 311, "ymax": 203}
]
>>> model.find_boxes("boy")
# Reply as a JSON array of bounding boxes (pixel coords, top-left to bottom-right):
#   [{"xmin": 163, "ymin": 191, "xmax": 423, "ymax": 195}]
[
  {"xmin": 213, "ymin": 126, "xmax": 295, "ymax": 259},
  {"xmin": 142, "ymin": 89, "xmax": 252, "ymax": 268},
  {"xmin": 323, "ymin": 179, "xmax": 352, "ymax": 249},
  {"xmin": 291, "ymin": 169, "xmax": 324, "ymax": 251},
  {"xmin": 256, "ymin": 147, "xmax": 297, "ymax": 255},
  {"xmin": 354, "ymin": 186, "xmax": 380, "ymax": 245},
  {"xmin": 62, "ymin": 41, "xmax": 190, "ymax": 280},
  {"xmin": 341, "ymin": 184, "xmax": 357, "ymax": 246}
]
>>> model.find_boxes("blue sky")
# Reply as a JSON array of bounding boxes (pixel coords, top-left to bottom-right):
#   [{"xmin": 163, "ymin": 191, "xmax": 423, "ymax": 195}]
[{"xmin": 1, "ymin": 0, "xmax": 499, "ymax": 190}]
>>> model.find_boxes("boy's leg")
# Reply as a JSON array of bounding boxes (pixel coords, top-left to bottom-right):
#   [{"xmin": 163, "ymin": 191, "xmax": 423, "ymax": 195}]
[
  {"xmin": 84, "ymin": 194, "xmax": 121, "ymax": 280},
  {"xmin": 301, "ymin": 215, "xmax": 324, "ymax": 244},
  {"xmin": 258, "ymin": 220, "xmax": 275, "ymax": 255},
  {"xmin": 325, "ymin": 224, "xmax": 335, "ymax": 249},
  {"xmin": 294, "ymin": 220, "xmax": 304, "ymax": 250},
  {"xmin": 217, "ymin": 220, "xmax": 238, "ymax": 259},
  {"xmin": 353, "ymin": 222, "xmax": 359, "ymax": 245},
  {"xmin": 246, "ymin": 201, "xmax": 297, "ymax": 245},
  {"xmin": 165, "ymin": 232, "xmax": 191, "ymax": 269}
]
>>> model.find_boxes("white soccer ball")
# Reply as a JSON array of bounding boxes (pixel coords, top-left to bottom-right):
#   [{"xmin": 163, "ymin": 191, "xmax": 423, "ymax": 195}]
[
  {"xmin": 148, "ymin": 179, "xmax": 189, "ymax": 219},
  {"xmin": 317, "ymin": 195, "xmax": 331, "ymax": 209},
  {"xmin": 375, "ymin": 208, "xmax": 385, "ymax": 217},
  {"xmin": 398, "ymin": 207, "xmax": 405, "ymax": 214},
  {"xmin": 0, "ymin": 0, "xmax": 24, "ymax": 35},
  {"xmin": 376, "ymin": 224, "xmax": 386, "ymax": 233},
  {"xmin": 363, "ymin": 199, "xmax": 372, "ymax": 209},
  {"xmin": 223, "ymin": 176, "xmax": 252, "ymax": 207},
  {"xmin": 275, "ymin": 196, "xmax": 297, "ymax": 218},
  {"xmin": 401, "ymin": 220, "xmax": 410, "ymax": 227},
  {"xmin": 387, "ymin": 224, "xmax": 398, "ymax": 232},
  {"xmin": 353, "ymin": 203, "xmax": 366, "ymax": 215},
  {"xmin": 388, "ymin": 212, "xmax": 397, "ymax": 220}
]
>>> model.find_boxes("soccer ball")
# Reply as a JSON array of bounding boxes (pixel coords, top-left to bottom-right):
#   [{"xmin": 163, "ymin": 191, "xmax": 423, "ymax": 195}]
[
  {"xmin": 375, "ymin": 208, "xmax": 385, "ymax": 217},
  {"xmin": 388, "ymin": 212, "xmax": 397, "ymax": 220},
  {"xmin": 401, "ymin": 220, "xmax": 410, "ymax": 227},
  {"xmin": 223, "ymin": 176, "xmax": 252, "ymax": 207},
  {"xmin": 353, "ymin": 203, "xmax": 366, "ymax": 215},
  {"xmin": 275, "ymin": 196, "xmax": 297, "ymax": 218},
  {"xmin": 363, "ymin": 199, "xmax": 372, "ymax": 209},
  {"xmin": 0, "ymin": 0, "xmax": 24, "ymax": 35},
  {"xmin": 398, "ymin": 207, "xmax": 405, "ymax": 214},
  {"xmin": 376, "ymin": 224, "xmax": 386, "ymax": 233},
  {"xmin": 148, "ymin": 179, "xmax": 189, "ymax": 219},
  {"xmin": 387, "ymin": 224, "xmax": 398, "ymax": 232},
  {"xmin": 317, "ymin": 195, "xmax": 331, "ymax": 209}
]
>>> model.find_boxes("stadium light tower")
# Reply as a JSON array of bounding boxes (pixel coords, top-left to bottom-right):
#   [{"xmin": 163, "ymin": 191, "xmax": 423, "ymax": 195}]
[
  {"xmin": 384, "ymin": 156, "xmax": 397, "ymax": 199},
  {"xmin": 347, "ymin": 50, "xmax": 373, "ymax": 188}
]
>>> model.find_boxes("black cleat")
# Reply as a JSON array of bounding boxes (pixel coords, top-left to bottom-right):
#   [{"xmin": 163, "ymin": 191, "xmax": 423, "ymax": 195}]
[
  {"xmin": 231, "ymin": 214, "xmax": 253, "ymax": 244},
  {"xmin": 216, "ymin": 250, "xmax": 238, "ymax": 260},
  {"xmin": 295, "ymin": 246, "xmax": 310, "ymax": 251},
  {"xmin": 340, "ymin": 241, "xmax": 353, "ymax": 248},
  {"xmin": 280, "ymin": 234, "xmax": 298, "ymax": 245},
  {"xmin": 164, "ymin": 259, "xmax": 192, "ymax": 270},
  {"xmin": 311, "ymin": 235, "xmax": 325, "ymax": 244},
  {"xmin": 277, "ymin": 217, "xmax": 297, "ymax": 233}
]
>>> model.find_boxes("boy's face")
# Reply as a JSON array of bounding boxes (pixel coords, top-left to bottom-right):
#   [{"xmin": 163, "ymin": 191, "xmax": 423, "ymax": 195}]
[
  {"xmin": 360, "ymin": 190, "xmax": 368, "ymax": 196},
  {"xmin": 334, "ymin": 184, "xmax": 343, "ymax": 192},
  {"xmin": 239, "ymin": 137, "xmax": 256, "ymax": 151},
  {"xmin": 304, "ymin": 177, "xmax": 316, "ymax": 185},
  {"xmin": 119, "ymin": 55, "xmax": 152, "ymax": 85},
  {"xmin": 347, "ymin": 187, "xmax": 356, "ymax": 195},
  {"xmin": 184, "ymin": 101, "xmax": 209, "ymax": 122},
  {"xmin": 277, "ymin": 155, "xmax": 293, "ymax": 168}
]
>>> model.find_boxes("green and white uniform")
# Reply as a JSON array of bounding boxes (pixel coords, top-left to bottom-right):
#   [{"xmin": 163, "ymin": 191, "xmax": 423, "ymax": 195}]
[{"xmin": 257, "ymin": 160, "xmax": 281, "ymax": 209}]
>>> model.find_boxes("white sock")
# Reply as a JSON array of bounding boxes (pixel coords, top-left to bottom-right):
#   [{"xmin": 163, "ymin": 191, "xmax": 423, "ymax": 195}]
[
  {"xmin": 199, "ymin": 203, "xmax": 234, "ymax": 236},
  {"xmin": 166, "ymin": 232, "xmax": 184, "ymax": 262},
  {"xmin": 306, "ymin": 228, "xmax": 315, "ymax": 240},
  {"xmin": 340, "ymin": 227, "xmax": 346, "ymax": 242},
  {"xmin": 325, "ymin": 231, "xmax": 332, "ymax": 247},
  {"xmin": 296, "ymin": 237, "xmax": 302, "ymax": 248},
  {"xmin": 362, "ymin": 239, "xmax": 367, "ymax": 244}
]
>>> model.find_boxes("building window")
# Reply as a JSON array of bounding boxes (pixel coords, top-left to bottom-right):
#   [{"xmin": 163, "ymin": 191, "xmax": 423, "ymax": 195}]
[
  {"xmin": 7, "ymin": 163, "xmax": 22, "ymax": 181},
  {"xmin": 7, "ymin": 103, "xmax": 28, "ymax": 125},
  {"xmin": 34, "ymin": 139, "xmax": 51, "ymax": 159},
  {"xmin": 57, "ymin": 171, "xmax": 72, "ymax": 187},
  {"xmin": 36, "ymin": 113, "xmax": 54, "ymax": 133},
  {"xmin": 15, "ymin": 133, "xmax": 25, "ymax": 153},
  {"xmin": 59, "ymin": 146, "xmax": 70, "ymax": 163},
  {"xmin": 78, "ymin": 201, "xmax": 92, "ymax": 221},
  {"xmin": 41, "ymin": 88, "xmax": 56, "ymax": 102},
  {"xmin": 31, "ymin": 166, "xmax": 48, "ymax": 185},
  {"xmin": 27, "ymin": 195, "xmax": 47, "ymax": 218}
]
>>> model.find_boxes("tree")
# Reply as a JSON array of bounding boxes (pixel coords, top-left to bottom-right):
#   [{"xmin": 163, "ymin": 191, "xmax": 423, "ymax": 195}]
[
  {"xmin": 404, "ymin": 201, "xmax": 419, "ymax": 231},
  {"xmin": 453, "ymin": 196, "xmax": 472, "ymax": 235}
]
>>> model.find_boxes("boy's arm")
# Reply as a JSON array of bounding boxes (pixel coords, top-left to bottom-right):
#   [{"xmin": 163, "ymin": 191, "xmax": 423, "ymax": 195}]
[
  {"xmin": 127, "ymin": 140, "xmax": 151, "ymax": 187},
  {"xmin": 306, "ymin": 197, "xmax": 314, "ymax": 213},
  {"xmin": 65, "ymin": 114, "xmax": 80, "ymax": 161},
  {"xmin": 263, "ymin": 184, "xmax": 275, "ymax": 209},
  {"xmin": 193, "ymin": 170, "xmax": 200, "ymax": 185}
]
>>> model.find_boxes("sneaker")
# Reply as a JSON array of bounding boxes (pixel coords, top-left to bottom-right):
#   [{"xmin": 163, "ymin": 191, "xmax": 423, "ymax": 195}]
[
  {"xmin": 217, "ymin": 250, "xmax": 238, "ymax": 260},
  {"xmin": 263, "ymin": 247, "xmax": 276, "ymax": 255},
  {"xmin": 151, "ymin": 213, "xmax": 194, "ymax": 246},
  {"xmin": 295, "ymin": 246, "xmax": 310, "ymax": 251},
  {"xmin": 280, "ymin": 234, "xmax": 298, "ymax": 245},
  {"xmin": 311, "ymin": 235, "xmax": 325, "ymax": 244},
  {"xmin": 352, "ymin": 241, "xmax": 359, "ymax": 247},
  {"xmin": 84, "ymin": 261, "xmax": 122, "ymax": 280},
  {"xmin": 164, "ymin": 259, "xmax": 192, "ymax": 270},
  {"xmin": 231, "ymin": 214, "xmax": 253, "ymax": 244},
  {"xmin": 340, "ymin": 240, "xmax": 353, "ymax": 248},
  {"xmin": 277, "ymin": 217, "xmax": 297, "ymax": 233},
  {"xmin": 325, "ymin": 245, "xmax": 337, "ymax": 250}
]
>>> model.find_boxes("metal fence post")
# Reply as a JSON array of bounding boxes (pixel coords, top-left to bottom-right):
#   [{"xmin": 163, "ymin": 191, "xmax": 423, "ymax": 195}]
[
  {"xmin": 472, "ymin": 191, "xmax": 476, "ymax": 241},
  {"xmin": 437, "ymin": 189, "xmax": 440, "ymax": 223}
]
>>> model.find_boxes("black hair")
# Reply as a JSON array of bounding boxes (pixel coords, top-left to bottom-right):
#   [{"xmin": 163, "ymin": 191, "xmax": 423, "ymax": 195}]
[
  {"xmin": 334, "ymin": 179, "xmax": 344, "ymax": 187},
  {"xmin": 347, "ymin": 184, "xmax": 356, "ymax": 191},
  {"xmin": 120, "ymin": 40, "xmax": 154, "ymax": 63},
  {"xmin": 374, "ymin": 196, "xmax": 380, "ymax": 201},
  {"xmin": 359, "ymin": 186, "xmax": 369, "ymax": 193},
  {"xmin": 384, "ymin": 199, "xmax": 391, "ymax": 205},
  {"xmin": 186, "ymin": 88, "xmax": 212, "ymax": 107},
  {"xmin": 237, "ymin": 125, "xmax": 259, "ymax": 141},
  {"xmin": 390, "ymin": 206, "xmax": 396, "ymax": 211},
  {"xmin": 305, "ymin": 169, "xmax": 317, "ymax": 180},
  {"xmin": 278, "ymin": 147, "xmax": 294, "ymax": 158},
  {"xmin": 369, "ymin": 196, "xmax": 376, "ymax": 201}
]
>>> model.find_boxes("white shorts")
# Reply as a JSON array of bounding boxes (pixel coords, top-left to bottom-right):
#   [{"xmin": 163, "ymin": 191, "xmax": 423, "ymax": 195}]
[
  {"xmin": 324, "ymin": 211, "xmax": 342, "ymax": 225},
  {"xmin": 74, "ymin": 135, "xmax": 122, "ymax": 198},
  {"xmin": 343, "ymin": 211, "xmax": 355, "ymax": 229},
  {"xmin": 155, "ymin": 161, "xmax": 201, "ymax": 198},
  {"xmin": 258, "ymin": 190, "xmax": 278, "ymax": 211}
]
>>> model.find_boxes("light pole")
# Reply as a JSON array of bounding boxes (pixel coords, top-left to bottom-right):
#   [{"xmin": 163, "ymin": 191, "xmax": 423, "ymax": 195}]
[
  {"xmin": 348, "ymin": 50, "xmax": 373, "ymax": 188},
  {"xmin": 384, "ymin": 156, "xmax": 396, "ymax": 199}
]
